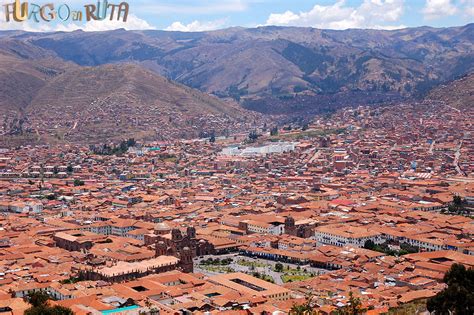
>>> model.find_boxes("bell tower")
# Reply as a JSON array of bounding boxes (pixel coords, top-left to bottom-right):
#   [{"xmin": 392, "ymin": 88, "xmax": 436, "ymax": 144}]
[
  {"xmin": 179, "ymin": 247, "xmax": 193, "ymax": 273},
  {"xmin": 171, "ymin": 228, "xmax": 182, "ymax": 242},
  {"xmin": 285, "ymin": 216, "xmax": 296, "ymax": 236},
  {"xmin": 155, "ymin": 241, "xmax": 166, "ymax": 257},
  {"xmin": 187, "ymin": 226, "xmax": 196, "ymax": 239}
]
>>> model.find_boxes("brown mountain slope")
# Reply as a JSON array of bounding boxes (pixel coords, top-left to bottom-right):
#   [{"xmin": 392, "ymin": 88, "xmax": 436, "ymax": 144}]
[
  {"xmin": 425, "ymin": 73, "xmax": 474, "ymax": 109},
  {"xmin": 23, "ymin": 63, "xmax": 258, "ymax": 143},
  {"xmin": 0, "ymin": 60, "xmax": 259, "ymax": 145},
  {"xmin": 0, "ymin": 53, "xmax": 70, "ymax": 112},
  {"xmin": 7, "ymin": 24, "xmax": 472, "ymax": 113}
]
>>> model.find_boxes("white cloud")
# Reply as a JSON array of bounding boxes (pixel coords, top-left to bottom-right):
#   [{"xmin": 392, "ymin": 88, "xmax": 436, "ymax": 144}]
[
  {"xmin": 460, "ymin": 0, "xmax": 474, "ymax": 18},
  {"xmin": 422, "ymin": 0, "xmax": 458, "ymax": 20},
  {"xmin": 466, "ymin": 7, "xmax": 474, "ymax": 17},
  {"xmin": 81, "ymin": 14, "xmax": 156, "ymax": 31},
  {"xmin": 140, "ymin": 0, "xmax": 248, "ymax": 15},
  {"xmin": 265, "ymin": 0, "xmax": 406, "ymax": 30},
  {"xmin": 0, "ymin": 14, "xmax": 155, "ymax": 32},
  {"xmin": 165, "ymin": 19, "xmax": 227, "ymax": 32}
]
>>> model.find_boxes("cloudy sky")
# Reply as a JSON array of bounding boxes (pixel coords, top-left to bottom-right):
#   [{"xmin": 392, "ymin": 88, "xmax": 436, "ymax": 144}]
[{"xmin": 0, "ymin": 0, "xmax": 473, "ymax": 32}]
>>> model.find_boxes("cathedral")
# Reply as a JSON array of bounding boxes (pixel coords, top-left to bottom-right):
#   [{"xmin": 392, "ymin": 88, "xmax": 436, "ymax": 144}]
[{"xmin": 152, "ymin": 224, "xmax": 214, "ymax": 273}]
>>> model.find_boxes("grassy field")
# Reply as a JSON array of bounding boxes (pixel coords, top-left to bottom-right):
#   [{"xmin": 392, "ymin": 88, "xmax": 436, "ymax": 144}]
[
  {"xmin": 237, "ymin": 259, "xmax": 267, "ymax": 268},
  {"xmin": 251, "ymin": 272, "xmax": 275, "ymax": 283},
  {"xmin": 270, "ymin": 128, "xmax": 346, "ymax": 141},
  {"xmin": 281, "ymin": 274, "xmax": 313, "ymax": 283},
  {"xmin": 278, "ymin": 266, "xmax": 316, "ymax": 283}
]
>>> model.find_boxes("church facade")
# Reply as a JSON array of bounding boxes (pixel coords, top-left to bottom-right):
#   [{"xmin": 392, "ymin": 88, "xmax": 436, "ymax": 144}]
[{"xmin": 153, "ymin": 225, "xmax": 214, "ymax": 273}]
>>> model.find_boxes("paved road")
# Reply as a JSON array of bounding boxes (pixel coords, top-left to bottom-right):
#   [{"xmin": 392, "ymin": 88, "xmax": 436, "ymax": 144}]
[
  {"xmin": 308, "ymin": 149, "xmax": 322, "ymax": 164},
  {"xmin": 428, "ymin": 140, "xmax": 435, "ymax": 154},
  {"xmin": 453, "ymin": 141, "xmax": 466, "ymax": 176}
]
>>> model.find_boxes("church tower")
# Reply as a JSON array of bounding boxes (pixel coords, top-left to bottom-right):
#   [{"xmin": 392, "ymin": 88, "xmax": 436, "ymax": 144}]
[
  {"xmin": 179, "ymin": 247, "xmax": 193, "ymax": 273},
  {"xmin": 285, "ymin": 216, "xmax": 296, "ymax": 236},
  {"xmin": 171, "ymin": 228, "xmax": 183, "ymax": 242},
  {"xmin": 187, "ymin": 226, "xmax": 196, "ymax": 239},
  {"xmin": 155, "ymin": 241, "xmax": 166, "ymax": 257}
]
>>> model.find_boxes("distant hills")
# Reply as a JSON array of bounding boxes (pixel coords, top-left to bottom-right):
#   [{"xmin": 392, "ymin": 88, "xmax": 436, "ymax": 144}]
[
  {"xmin": 0, "ymin": 24, "xmax": 472, "ymax": 144},
  {"xmin": 1, "ymin": 24, "xmax": 472, "ymax": 114}
]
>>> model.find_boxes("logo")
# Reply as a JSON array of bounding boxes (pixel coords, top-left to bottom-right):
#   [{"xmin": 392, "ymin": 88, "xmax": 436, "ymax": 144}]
[{"xmin": 3, "ymin": 0, "xmax": 129, "ymax": 23}]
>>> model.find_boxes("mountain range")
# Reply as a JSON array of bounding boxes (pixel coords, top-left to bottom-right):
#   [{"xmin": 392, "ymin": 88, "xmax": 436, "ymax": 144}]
[{"xmin": 0, "ymin": 24, "xmax": 472, "ymax": 144}]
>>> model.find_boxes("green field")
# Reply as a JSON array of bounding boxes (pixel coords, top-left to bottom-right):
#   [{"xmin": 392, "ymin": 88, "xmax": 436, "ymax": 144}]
[
  {"xmin": 270, "ymin": 128, "xmax": 346, "ymax": 141},
  {"xmin": 281, "ymin": 274, "xmax": 314, "ymax": 283}
]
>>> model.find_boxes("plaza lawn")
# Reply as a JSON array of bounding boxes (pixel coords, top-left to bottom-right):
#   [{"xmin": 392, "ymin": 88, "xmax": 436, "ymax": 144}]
[
  {"xmin": 278, "ymin": 266, "xmax": 316, "ymax": 283},
  {"xmin": 251, "ymin": 272, "xmax": 275, "ymax": 283},
  {"xmin": 199, "ymin": 265, "xmax": 235, "ymax": 273},
  {"xmin": 281, "ymin": 274, "xmax": 313, "ymax": 283},
  {"xmin": 237, "ymin": 259, "xmax": 266, "ymax": 268}
]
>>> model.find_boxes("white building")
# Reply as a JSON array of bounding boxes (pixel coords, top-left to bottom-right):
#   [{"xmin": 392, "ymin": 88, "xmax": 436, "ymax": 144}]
[
  {"xmin": 314, "ymin": 224, "xmax": 384, "ymax": 248},
  {"xmin": 245, "ymin": 220, "xmax": 285, "ymax": 235},
  {"xmin": 221, "ymin": 142, "xmax": 297, "ymax": 157}
]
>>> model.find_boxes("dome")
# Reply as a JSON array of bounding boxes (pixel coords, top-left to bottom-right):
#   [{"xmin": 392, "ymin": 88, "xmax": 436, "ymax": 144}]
[{"xmin": 154, "ymin": 222, "xmax": 170, "ymax": 231}]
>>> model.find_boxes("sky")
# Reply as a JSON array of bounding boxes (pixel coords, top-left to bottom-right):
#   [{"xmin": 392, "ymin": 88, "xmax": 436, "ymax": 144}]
[{"xmin": 0, "ymin": 0, "xmax": 473, "ymax": 32}]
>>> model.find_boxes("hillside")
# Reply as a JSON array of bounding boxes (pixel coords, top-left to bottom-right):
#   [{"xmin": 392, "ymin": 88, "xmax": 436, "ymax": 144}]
[
  {"xmin": 3, "ymin": 24, "xmax": 472, "ymax": 113},
  {"xmin": 0, "ymin": 57, "xmax": 259, "ymax": 145},
  {"xmin": 0, "ymin": 51, "xmax": 70, "ymax": 112},
  {"xmin": 425, "ymin": 73, "xmax": 474, "ymax": 109}
]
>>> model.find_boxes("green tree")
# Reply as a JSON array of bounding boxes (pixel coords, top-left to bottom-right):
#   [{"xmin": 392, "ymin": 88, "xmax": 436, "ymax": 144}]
[
  {"xmin": 270, "ymin": 126, "xmax": 279, "ymax": 136},
  {"xmin": 126, "ymin": 138, "xmax": 136, "ymax": 147},
  {"xmin": 73, "ymin": 179, "xmax": 84, "ymax": 187},
  {"xmin": 289, "ymin": 294, "xmax": 318, "ymax": 315},
  {"xmin": 275, "ymin": 263, "xmax": 284, "ymax": 272},
  {"xmin": 25, "ymin": 305, "xmax": 74, "ymax": 315},
  {"xmin": 447, "ymin": 196, "xmax": 469, "ymax": 215},
  {"xmin": 363, "ymin": 240, "xmax": 375, "ymax": 250},
  {"xmin": 24, "ymin": 291, "xmax": 74, "ymax": 315},
  {"xmin": 248, "ymin": 130, "xmax": 260, "ymax": 142},
  {"xmin": 427, "ymin": 263, "xmax": 474, "ymax": 315},
  {"xmin": 453, "ymin": 195, "xmax": 463, "ymax": 206},
  {"xmin": 25, "ymin": 291, "xmax": 50, "ymax": 307}
]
